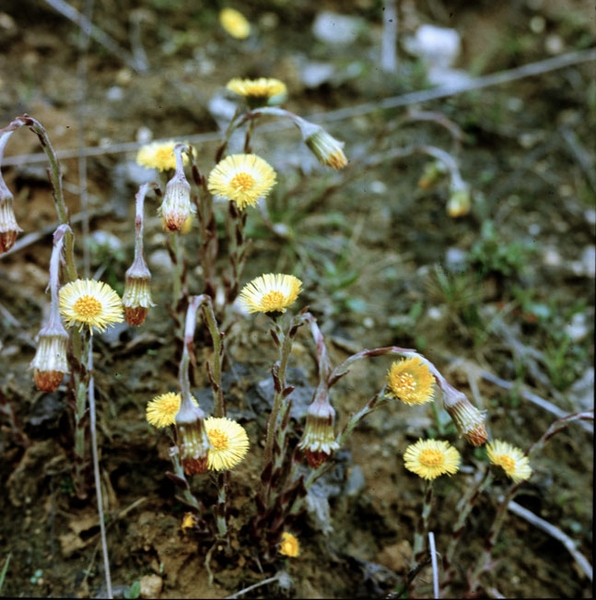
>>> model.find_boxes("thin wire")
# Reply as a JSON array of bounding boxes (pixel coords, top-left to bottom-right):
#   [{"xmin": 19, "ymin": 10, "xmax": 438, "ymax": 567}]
[
  {"xmin": 3, "ymin": 48, "xmax": 594, "ymax": 168},
  {"xmin": 88, "ymin": 340, "xmax": 113, "ymax": 598},
  {"xmin": 76, "ymin": 0, "xmax": 93, "ymax": 276},
  {"xmin": 428, "ymin": 531, "xmax": 440, "ymax": 599}
]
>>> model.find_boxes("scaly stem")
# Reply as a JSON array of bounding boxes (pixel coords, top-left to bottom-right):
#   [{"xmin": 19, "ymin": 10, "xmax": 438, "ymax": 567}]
[
  {"xmin": 200, "ymin": 296, "xmax": 226, "ymax": 417},
  {"xmin": 72, "ymin": 330, "xmax": 90, "ymax": 499}
]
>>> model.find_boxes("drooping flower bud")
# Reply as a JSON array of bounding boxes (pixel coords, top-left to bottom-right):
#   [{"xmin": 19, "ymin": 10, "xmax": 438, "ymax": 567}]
[
  {"xmin": 438, "ymin": 379, "xmax": 488, "ymax": 446},
  {"xmin": 297, "ymin": 386, "xmax": 340, "ymax": 468},
  {"xmin": 31, "ymin": 319, "xmax": 70, "ymax": 392},
  {"xmin": 296, "ymin": 119, "xmax": 347, "ymax": 170},
  {"xmin": 159, "ymin": 145, "xmax": 195, "ymax": 232},
  {"xmin": 0, "ymin": 129, "xmax": 22, "ymax": 253},
  {"xmin": 446, "ymin": 181, "xmax": 472, "ymax": 217},
  {"xmin": 122, "ymin": 255, "xmax": 154, "ymax": 326},
  {"xmin": 175, "ymin": 395, "xmax": 210, "ymax": 475},
  {"xmin": 31, "ymin": 224, "xmax": 70, "ymax": 391}
]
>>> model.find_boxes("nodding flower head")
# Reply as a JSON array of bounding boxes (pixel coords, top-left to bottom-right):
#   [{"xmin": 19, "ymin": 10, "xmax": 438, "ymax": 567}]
[
  {"xmin": 175, "ymin": 396, "xmax": 210, "ymax": 475},
  {"xmin": 437, "ymin": 378, "xmax": 488, "ymax": 447},
  {"xmin": 30, "ymin": 319, "xmax": 70, "ymax": 393},
  {"xmin": 122, "ymin": 255, "xmax": 155, "ymax": 326},
  {"xmin": 297, "ymin": 392, "xmax": 339, "ymax": 468},
  {"xmin": 297, "ymin": 120, "xmax": 347, "ymax": 170}
]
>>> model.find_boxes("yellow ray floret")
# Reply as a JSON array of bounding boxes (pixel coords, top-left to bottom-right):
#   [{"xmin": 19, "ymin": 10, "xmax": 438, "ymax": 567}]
[
  {"xmin": 208, "ymin": 154, "xmax": 277, "ymax": 209},
  {"xmin": 487, "ymin": 440, "xmax": 532, "ymax": 483},
  {"xmin": 403, "ymin": 439, "xmax": 461, "ymax": 480},
  {"xmin": 386, "ymin": 357, "xmax": 435, "ymax": 405},
  {"xmin": 238, "ymin": 273, "xmax": 302, "ymax": 314},
  {"xmin": 59, "ymin": 279, "xmax": 124, "ymax": 334}
]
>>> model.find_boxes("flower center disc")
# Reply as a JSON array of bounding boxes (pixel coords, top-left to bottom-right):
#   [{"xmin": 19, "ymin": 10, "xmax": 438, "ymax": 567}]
[
  {"xmin": 261, "ymin": 291, "xmax": 285, "ymax": 311},
  {"xmin": 230, "ymin": 172, "xmax": 255, "ymax": 191},
  {"xmin": 498, "ymin": 456, "xmax": 516, "ymax": 473},
  {"xmin": 73, "ymin": 295, "xmax": 102, "ymax": 318},
  {"xmin": 210, "ymin": 430, "xmax": 229, "ymax": 451},
  {"xmin": 420, "ymin": 449, "xmax": 445, "ymax": 467},
  {"xmin": 397, "ymin": 373, "xmax": 416, "ymax": 392}
]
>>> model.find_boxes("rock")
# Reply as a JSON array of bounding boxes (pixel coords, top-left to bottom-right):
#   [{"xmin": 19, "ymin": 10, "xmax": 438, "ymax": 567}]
[
  {"xmin": 139, "ymin": 574, "xmax": 163, "ymax": 599},
  {"xmin": 312, "ymin": 11, "xmax": 364, "ymax": 46}
]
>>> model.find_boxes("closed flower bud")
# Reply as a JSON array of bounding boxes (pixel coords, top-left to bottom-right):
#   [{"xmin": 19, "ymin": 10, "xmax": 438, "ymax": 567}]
[
  {"xmin": 160, "ymin": 171, "xmax": 194, "ymax": 232},
  {"xmin": 30, "ymin": 319, "xmax": 70, "ymax": 393},
  {"xmin": 0, "ymin": 192, "xmax": 23, "ymax": 254},
  {"xmin": 297, "ymin": 120, "xmax": 347, "ymax": 170},
  {"xmin": 446, "ymin": 182, "xmax": 472, "ymax": 217},
  {"xmin": 1, "ymin": 129, "xmax": 23, "ymax": 253},
  {"xmin": 175, "ymin": 397, "xmax": 210, "ymax": 475},
  {"xmin": 440, "ymin": 380, "xmax": 487, "ymax": 446},
  {"xmin": 122, "ymin": 256, "xmax": 155, "ymax": 326},
  {"xmin": 298, "ymin": 389, "xmax": 340, "ymax": 468}
]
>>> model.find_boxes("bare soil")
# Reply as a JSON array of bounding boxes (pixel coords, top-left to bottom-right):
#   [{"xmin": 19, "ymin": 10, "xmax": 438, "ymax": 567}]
[{"xmin": 0, "ymin": 1, "xmax": 594, "ymax": 598}]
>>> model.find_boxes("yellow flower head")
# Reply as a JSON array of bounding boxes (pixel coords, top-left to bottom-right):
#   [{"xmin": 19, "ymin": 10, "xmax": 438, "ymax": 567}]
[
  {"xmin": 238, "ymin": 273, "xmax": 302, "ymax": 314},
  {"xmin": 204, "ymin": 417, "xmax": 250, "ymax": 471},
  {"xmin": 59, "ymin": 279, "xmax": 124, "ymax": 335},
  {"xmin": 386, "ymin": 357, "xmax": 435, "ymax": 405},
  {"xmin": 146, "ymin": 392, "xmax": 199, "ymax": 428},
  {"xmin": 403, "ymin": 439, "xmax": 461, "ymax": 480},
  {"xmin": 226, "ymin": 77, "xmax": 287, "ymax": 106},
  {"xmin": 136, "ymin": 140, "xmax": 188, "ymax": 172},
  {"xmin": 219, "ymin": 8, "xmax": 251, "ymax": 39},
  {"xmin": 487, "ymin": 440, "xmax": 532, "ymax": 484},
  {"xmin": 279, "ymin": 532, "xmax": 300, "ymax": 558},
  {"xmin": 208, "ymin": 154, "xmax": 277, "ymax": 209}
]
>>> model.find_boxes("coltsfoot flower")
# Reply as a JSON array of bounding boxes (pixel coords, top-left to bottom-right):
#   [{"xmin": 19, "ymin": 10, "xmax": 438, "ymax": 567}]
[
  {"xmin": 136, "ymin": 140, "xmax": 188, "ymax": 172},
  {"xmin": 297, "ymin": 120, "xmax": 347, "ymax": 170},
  {"xmin": 447, "ymin": 183, "xmax": 472, "ymax": 217},
  {"xmin": 487, "ymin": 440, "xmax": 532, "ymax": 484},
  {"xmin": 204, "ymin": 417, "xmax": 250, "ymax": 471},
  {"xmin": 219, "ymin": 8, "xmax": 250, "ymax": 39},
  {"xmin": 122, "ymin": 256, "xmax": 155, "ymax": 326},
  {"xmin": 279, "ymin": 532, "xmax": 300, "ymax": 557},
  {"xmin": 298, "ymin": 393, "xmax": 340, "ymax": 468},
  {"xmin": 59, "ymin": 279, "xmax": 124, "ymax": 334},
  {"xmin": 146, "ymin": 392, "xmax": 199, "ymax": 428},
  {"xmin": 160, "ymin": 169, "xmax": 194, "ymax": 232},
  {"xmin": 0, "ymin": 194, "xmax": 23, "ymax": 254},
  {"xmin": 403, "ymin": 439, "xmax": 461, "ymax": 480},
  {"xmin": 226, "ymin": 77, "xmax": 287, "ymax": 106},
  {"xmin": 208, "ymin": 154, "xmax": 277, "ymax": 210},
  {"xmin": 176, "ymin": 396, "xmax": 210, "ymax": 475},
  {"xmin": 438, "ymin": 379, "xmax": 488, "ymax": 447},
  {"xmin": 30, "ymin": 327, "xmax": 70, "ymax": 392},
  {"xmin": 238, "ymin": 273, "xmax": 302, "ymax": 314},
  {"xmin": 386, "ymin": 357, "xmax": 435, "ymax": 405}
]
